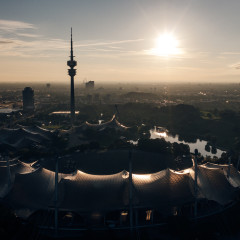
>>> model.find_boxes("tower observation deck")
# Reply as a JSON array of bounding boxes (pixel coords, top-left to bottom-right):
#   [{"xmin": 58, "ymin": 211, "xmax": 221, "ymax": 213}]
[{"xmin": 67, "ymin": 28, "xmax": 77, "ymax": 122}]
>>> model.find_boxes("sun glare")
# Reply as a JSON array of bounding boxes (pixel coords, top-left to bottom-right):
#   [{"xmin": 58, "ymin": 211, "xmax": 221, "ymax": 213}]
[{"xmin": 150, "ymin": 33, "xmax": 182, "ymax": 57}]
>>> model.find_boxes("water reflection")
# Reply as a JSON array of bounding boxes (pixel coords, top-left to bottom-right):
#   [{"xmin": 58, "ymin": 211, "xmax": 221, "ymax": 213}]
[
  {"xmin": 50, "ymin": 111, "xmax": 79, "ymax": 115},
  {"xmin": 150, "ymin": 127, "xmax": 224, "ymax": 158},
  {"xmin": 153, "ymin": 131, "xmax": 167, "ymax": 138}
]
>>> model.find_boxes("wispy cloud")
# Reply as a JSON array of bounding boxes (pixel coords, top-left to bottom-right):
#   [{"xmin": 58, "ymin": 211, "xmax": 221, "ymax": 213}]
[
  {"xmin": 221, "ymin": 52, "xmax": 240, "ymax": 55},
  {"xmin": 0, "ymin": 39, "xmax": 14, "ymax": 44},
  {"xmin": 75, "ymin": 39, "xmax": 144, "ymax": 47},
  {"xmin": 0, "ymin": 19, "xmax": 35, "ymax": 32},
  {"xmin": 0, "ymin": 37, "xmax": 67, "ymax": 58},
  {"xmin": 0, "ymin": 34, "xmax": 146, "ymax": 58},
  {"xmin": 230, "ymin": 62, "xmax": 240, "ymax": 69},
  {"xmin": 0, "ymin": 19, "xmax": 156, "ymax": 59},
  {"xmin": 16, "ymin": 33, "xmax": 41, "ymax": 38}
]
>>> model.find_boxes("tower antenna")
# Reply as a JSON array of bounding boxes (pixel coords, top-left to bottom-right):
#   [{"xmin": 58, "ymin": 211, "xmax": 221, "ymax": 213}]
[{"xmin": 67, "ymin": 28, "xmax": 77, "ymax": 123}]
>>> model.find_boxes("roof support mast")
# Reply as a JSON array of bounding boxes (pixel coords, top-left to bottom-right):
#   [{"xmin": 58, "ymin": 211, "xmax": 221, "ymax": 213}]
[
  {"xmin": 6, "ymin": 154, "xmax": 11, "ymax": 187},
  {"xmin": 237, "ymin": 154, "xmax": 240, "ymax": 171},
  {"xmin": 129, "ymin": 149, "xmax": 133, "ymax": 233},
  {"xmin": 227, "ymin": 156, "xmax": 231, "ymax": 178},
  {"xmin": 194, "ymin": 149, "xmax": 198, "ymax": 219},
  {"xmin": 54, "ymin": 156, "xmax": 59, "ymax": 235}
]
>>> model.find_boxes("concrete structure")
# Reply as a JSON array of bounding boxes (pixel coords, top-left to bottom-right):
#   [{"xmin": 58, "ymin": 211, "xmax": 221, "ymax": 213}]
[
  {"xmin": 22, "ymin": 87, "xmax": 34, "ymax": 112},
  {"xmin": 67, "ymin": 28, "xmax": 77, "ymax": 122}
]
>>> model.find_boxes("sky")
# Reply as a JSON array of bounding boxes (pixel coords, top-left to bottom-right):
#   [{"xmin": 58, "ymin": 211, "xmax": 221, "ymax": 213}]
[{"xmin": 1, "ymin": 0, "xmax": 240, "ymax": 84}]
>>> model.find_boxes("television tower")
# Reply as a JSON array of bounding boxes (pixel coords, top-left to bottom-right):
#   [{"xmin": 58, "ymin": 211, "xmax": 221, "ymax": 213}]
[{"xmin": 67, "ymin": 28, "xmax": 77, "ymax": 122}]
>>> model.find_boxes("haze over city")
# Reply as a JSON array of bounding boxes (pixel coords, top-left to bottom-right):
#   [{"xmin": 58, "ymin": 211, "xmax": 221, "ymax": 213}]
[{"xmin": 1, "ymin": 0, "xmax": 240, "ymax": 83}]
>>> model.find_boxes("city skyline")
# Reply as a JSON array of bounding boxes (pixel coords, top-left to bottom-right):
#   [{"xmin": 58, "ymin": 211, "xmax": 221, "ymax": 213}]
[{"xmin": 1, "ymin": 0, "xmax": 240, "ymax": 83}]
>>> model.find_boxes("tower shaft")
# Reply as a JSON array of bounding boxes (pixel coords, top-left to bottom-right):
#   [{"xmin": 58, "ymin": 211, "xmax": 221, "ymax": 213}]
[{"xmin": 71, "ymin": 76, "xmax": 75, "ymax": 120}]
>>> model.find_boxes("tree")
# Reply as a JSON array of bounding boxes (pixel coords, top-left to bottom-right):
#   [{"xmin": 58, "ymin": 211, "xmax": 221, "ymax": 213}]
[
  {"xmin": 220, "ymin": 110, "xmax": 237, "ymax": 121},
  {"xmin": 137, "ymin": 138, "xmax": 172, "ymax": 154},
  {"xmin": 172, "ymin": 142, "xmax": 190, "ymax": 157},
  {"xmin": 205, "ymin": 143, "xmax": 210, "ymax": 152}
]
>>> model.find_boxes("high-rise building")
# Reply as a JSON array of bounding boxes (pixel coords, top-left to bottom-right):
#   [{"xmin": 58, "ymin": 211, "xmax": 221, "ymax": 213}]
[
  {"xmin": 22, "ymin": 87, "xmax": 34, "ymax": 112},
  {"xmin": 67, "ymin": 28, "xmax": 77, "ymax": 122},
  {"xmin": 85, "ymin": 81, "xmax": 94, "ymax": 89}
]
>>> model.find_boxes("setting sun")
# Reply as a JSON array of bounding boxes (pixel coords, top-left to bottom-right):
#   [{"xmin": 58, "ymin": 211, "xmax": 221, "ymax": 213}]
[{"xmin": 150, "ymin": 33, "xmax": 182, "ymax": 57}]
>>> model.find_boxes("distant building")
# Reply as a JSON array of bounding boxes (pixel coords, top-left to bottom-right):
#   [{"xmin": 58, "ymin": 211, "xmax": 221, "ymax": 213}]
[
  {"xmin": 93, "ymin": 93, "xmax": 100, "ymax": 103},
  {"xmin": 103, "ymin": 94, "xmax": 111, "ymax": 103},
  {"xmin": 86, "ymin": 94, "xmax": 93, "ymax": 104},
  {"xmin": 22, "ymin": 87, "xmax": 34, "ymax": 112},
  {"xmin": 85, "ymin": 81, "xmax": 94, "ymax": 89}
]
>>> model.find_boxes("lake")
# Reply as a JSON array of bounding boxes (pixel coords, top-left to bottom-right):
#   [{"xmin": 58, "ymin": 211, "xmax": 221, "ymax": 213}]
[{"xmin": 150, "ymin": 127, "xmax": 225, "ymax": 158}]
